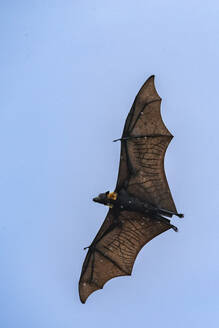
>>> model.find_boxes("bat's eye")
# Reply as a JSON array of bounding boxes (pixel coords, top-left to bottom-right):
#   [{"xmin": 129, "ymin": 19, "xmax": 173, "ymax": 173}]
[{"xmin": 98, "ymin": 193, "xmax": 107, "ymax": 200}]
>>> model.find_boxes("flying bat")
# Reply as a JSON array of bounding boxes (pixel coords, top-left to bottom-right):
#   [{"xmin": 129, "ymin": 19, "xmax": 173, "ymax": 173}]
[{"xmin": 79, "ymin": 75, "xmax": 183, "ymax": 303}]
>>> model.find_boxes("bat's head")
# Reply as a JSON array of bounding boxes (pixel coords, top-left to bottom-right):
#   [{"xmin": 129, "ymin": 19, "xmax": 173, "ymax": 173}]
[{"xmin": 93, "ymin": 191, "xmax": 110, "ymax": 205}]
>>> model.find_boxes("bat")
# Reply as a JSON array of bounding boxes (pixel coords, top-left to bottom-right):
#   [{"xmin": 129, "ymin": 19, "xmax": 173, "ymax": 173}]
[{"xmin": 79, "ymin": 75, "xmax": 183, "ymax": 303}]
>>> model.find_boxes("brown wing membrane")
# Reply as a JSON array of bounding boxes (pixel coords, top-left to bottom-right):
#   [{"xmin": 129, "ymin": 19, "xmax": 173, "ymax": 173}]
[
  {"xmin": 79, "ymin": 209, "xmax": 171, "ymax": 303},
  {"xmin": 79, "ymin": 76, "xmax": 178, "ymax": 303},
  {"xmin": 116, "ymin": 75, "xmax": 176, "ymax": 213}
]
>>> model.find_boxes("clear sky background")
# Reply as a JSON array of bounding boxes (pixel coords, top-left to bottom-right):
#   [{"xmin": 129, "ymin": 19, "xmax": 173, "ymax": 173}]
[{"xmin": 1, "ymin": 1, "xmax": 219, "ymax": 327}]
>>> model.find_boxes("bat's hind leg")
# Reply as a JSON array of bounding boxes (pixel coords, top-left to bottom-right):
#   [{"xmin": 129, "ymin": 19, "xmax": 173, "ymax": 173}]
[{"xmin": 155, "ymin": 214, "xmax": 178, "ymax": 232}]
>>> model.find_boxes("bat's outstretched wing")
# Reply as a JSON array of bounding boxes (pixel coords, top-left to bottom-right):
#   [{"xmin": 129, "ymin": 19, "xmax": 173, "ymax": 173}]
[
  {"xmin": 79, "ymin": 76, "xmax": 177, "ymax": 303},
  {"xmin": 115, "ymin": 75, "xmax": 177, "ymax": 213},
  {"xmin": 79, "ymin": 209, "xmax": 171, "ymax": 303}
]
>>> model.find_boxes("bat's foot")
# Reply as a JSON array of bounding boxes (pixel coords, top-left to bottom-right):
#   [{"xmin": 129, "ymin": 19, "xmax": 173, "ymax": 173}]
[{"xmin": 171, "ymin": 225, "xmax": 178, "ymax": 232}]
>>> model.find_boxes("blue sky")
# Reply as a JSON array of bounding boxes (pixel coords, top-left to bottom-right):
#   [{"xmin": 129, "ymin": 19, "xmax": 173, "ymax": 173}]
[{"xmin": 1, "ymin": 1, "xmax": 219, "ymax": 327}]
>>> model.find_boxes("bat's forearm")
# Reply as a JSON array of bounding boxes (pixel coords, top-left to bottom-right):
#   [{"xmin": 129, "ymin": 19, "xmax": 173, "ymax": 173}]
[{"xmin": 113, "ymin": 134, "xmax": 172, "ymax": 142}]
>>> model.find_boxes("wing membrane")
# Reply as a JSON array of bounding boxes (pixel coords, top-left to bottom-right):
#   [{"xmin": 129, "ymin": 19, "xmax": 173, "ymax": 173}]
[
  {"xmin": 79, "ymin": 210, "xmax": 171, "ymax": 303},
  {"xmin": 79, "ymin": 76, "xmax": 178, "ymax": 304},
  {"xmin": 116, "ymin": 75, "xmax": 176, "ymax": 212}
]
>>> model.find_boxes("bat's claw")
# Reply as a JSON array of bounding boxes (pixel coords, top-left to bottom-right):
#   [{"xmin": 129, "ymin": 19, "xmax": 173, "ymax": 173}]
[
  {"xmin": 84, "ymin": 245, "xmax": 92, "ymax": 250},
  {"xmin": 84, "ymin": 244, "xmax": 95, "ymax": 251},
  {"xmin": 171, "ymin": 225, "xmax": 178, "ymax": 232}
]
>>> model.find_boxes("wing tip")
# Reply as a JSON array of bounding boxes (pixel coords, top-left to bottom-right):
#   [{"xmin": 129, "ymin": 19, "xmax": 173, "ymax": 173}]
[
  {"xmin": 146, "ymin": 74, "xmax": 155, "ymax": 85},
  {"xmin": 138, "ymin": 74, "xmax": 161, "ymax": 101},
  {"xmin": 79, "ymin": 293, "xmax": 93, "ymax": 304},
  {"xmin": 79, "ymin": 272, "xmax": 131, "ymax": 303},
  {"xmin": 79, "ymin": 282, "xmax": 103, "ymax": 304},
  {"xmin": 80, "ymin": 298, "xmax": 86, "ymax": 304}
]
